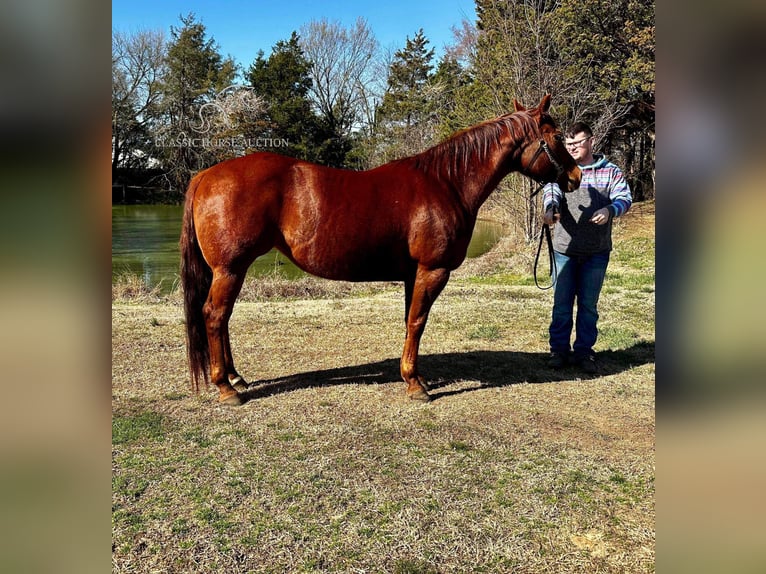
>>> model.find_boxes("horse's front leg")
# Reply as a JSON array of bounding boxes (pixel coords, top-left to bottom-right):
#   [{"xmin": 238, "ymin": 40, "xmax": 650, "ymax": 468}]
[{"xmin": 401, "ymin": 266, "xmax": 450, "ymax": 401}]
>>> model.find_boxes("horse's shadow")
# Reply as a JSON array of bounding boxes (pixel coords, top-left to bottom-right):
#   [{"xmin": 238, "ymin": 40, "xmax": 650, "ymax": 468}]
[{"xmin": 240, "ymin": 340, "xmax": 655, "ymax": 402}]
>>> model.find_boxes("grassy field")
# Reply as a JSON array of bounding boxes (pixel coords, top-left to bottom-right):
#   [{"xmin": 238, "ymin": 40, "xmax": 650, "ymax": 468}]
[{"xmin": 112, "ymin": 202, "xmax": 655, "ymax": 573}]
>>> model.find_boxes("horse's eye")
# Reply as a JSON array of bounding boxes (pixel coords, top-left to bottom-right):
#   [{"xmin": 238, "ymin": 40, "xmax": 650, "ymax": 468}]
[{"xmin": 553, "ymin": 134, "xmax": 564, "ymax": 142}]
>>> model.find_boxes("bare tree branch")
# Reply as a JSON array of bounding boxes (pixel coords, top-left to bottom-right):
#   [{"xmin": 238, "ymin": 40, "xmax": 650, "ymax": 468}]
[{"xmin": 299, "ymin": 17, "xmax": 379, "ymax": 136}]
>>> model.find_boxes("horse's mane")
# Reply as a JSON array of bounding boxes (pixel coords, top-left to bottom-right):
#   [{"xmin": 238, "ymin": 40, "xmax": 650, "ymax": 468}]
[{"xmin": 402, "ymin": 111, "xmax": 540, "ymax": 181}]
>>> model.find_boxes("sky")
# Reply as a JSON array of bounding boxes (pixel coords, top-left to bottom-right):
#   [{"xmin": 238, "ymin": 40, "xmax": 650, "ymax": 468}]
[{"xmin": 112, "ymin": 0, "xmax": 477, "ymax": 74}]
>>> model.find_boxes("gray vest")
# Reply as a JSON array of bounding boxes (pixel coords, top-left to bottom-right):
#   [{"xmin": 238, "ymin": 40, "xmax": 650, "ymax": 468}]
[{"xmin": 553, "ymin": 182, "xmax": 614, "ymax": 256}]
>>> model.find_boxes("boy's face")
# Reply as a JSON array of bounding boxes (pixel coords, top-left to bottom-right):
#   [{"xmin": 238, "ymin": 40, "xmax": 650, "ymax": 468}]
[{"xmin": 565, "ymin": 131, "xmax": 593, "ymax": 164}]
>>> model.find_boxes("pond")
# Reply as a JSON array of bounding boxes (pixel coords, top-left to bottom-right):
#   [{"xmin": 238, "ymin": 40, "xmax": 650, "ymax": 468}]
[{"xmin": 112, "ymin": 204, "xmax": 506, "ymax": 292}]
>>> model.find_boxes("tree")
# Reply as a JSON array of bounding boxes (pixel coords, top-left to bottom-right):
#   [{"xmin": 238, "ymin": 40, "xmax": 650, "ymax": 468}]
[
  {"xmin": 471, "ymin": 0, "xmax": 570, "ymax": 238},
  {"xmin": 299, "ymin": 17, "xmax": 379, "ymax": 166},
  {"xmin": 553, "ymin": 0, "xmax": 654, "ymax": 199},
  {"xmin": 156, "ymin": 13, "xmax": 237, "ymax": 193},
  {"xmin": 554, "ymin": 0, "xmax": 654, "ymax": 123},
  {"xmin": 378, "ymin": 29, "xmax": 435, "ymax": 128},
  {"xmin": 430, "ymin": 55, "xmax": 477, "ymax": 139},
  {"xmin": 445, "ymin": 18, "xmax": 479, "ymax": 68},
  {"xmin": 373, "ymin": 30, "xmax": 440, "ymax": 162},
  {"xmin": 111, "ymin": 28, "xmax": 165, "ymax": 176},
  {"xmin": 473, "ymin": 0, "xmax": 566, "ymax": 116},
  {"xmin": 245, "ymin": 32, "xmax": 320, "ymax": 160}
]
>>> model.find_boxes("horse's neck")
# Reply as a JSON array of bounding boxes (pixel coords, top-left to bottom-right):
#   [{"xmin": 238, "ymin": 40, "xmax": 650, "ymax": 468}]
[{"xmin": 458, "ymin": 140, "xmax": 520, "ymax": 215}]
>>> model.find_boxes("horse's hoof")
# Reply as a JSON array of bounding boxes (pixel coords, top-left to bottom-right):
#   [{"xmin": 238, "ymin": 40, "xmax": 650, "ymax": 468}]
[
  {"xmin": 408, "ymin": 389, "xmax": 432, "ymax": 402},
  {"xmin": 229, "ymin": 376, "xmax": 249, "ymax": 393},
  {"xmin": 218, "ymin": 392, "xmax": 245, "ymax": 406}
]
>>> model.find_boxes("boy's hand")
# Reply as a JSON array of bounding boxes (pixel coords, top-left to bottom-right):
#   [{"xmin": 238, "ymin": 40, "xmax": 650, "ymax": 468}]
[
  {"xmin": 589, "ymin": 207, "xmax": 610, "ymax": 225},
  {"xmin": 544, "ymin": 208, "xmax": 560, "ymax": 226}
]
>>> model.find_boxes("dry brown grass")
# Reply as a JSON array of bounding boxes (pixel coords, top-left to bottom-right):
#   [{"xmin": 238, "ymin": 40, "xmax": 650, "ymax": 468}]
[
  {"xmin": 112, "ymin": 202, "xmax": 654, "ymax": 573},
  {"xmin": 112, "ymin": 273, "xmax": 166, "ymax": 303}
]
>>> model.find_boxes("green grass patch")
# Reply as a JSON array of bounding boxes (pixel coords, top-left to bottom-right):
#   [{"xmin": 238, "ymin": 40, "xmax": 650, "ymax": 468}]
[
  {"xmin": 448, "ymin": 440, "xmax": 471, "ymax": 452},
  {"xmin": 182, "ymin": 427, "xmax": 215, "ymax": 447},
  {"xmin": 468, "ymin": 324, "xmax": 502, "ymax": 340},
  {"xmin": 611, "ymin": 237, "xmax": 654, "ymax": 268},
  {"xmin": 112, "ymin": 411, "xmax": 168, "ymax": 445},
  {"xmin": 467, "ymin": 272, "xmax": 536, "ymax": 286},
  {"xmin": 605, "ymin": 270, "xmax": 655, "ymax": 290},
  {"xmin": 598, "ymin": 324, "xmax": 643, "ymax": 349}
]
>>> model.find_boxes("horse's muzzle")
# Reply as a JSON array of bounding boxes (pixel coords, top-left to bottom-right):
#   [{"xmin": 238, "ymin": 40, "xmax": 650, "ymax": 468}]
[{"xmin": 565, "ymin": 166, "xmax": 582, "ymax": 192}]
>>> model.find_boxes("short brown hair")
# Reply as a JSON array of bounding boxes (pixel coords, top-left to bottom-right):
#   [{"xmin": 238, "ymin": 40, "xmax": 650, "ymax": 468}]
[{"xmin": 566, "ymin": 122, "xmax": 592, "ymax": 139}]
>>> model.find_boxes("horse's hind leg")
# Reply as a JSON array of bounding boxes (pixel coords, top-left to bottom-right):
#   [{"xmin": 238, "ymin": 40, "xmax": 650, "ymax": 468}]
[
  {"xmin": 223, "ymin": 323, "xmax": 248, "ymax": 392},
  {"xmin": 204, "ymin": 268, "xmax": 247, "ymax": 405}
]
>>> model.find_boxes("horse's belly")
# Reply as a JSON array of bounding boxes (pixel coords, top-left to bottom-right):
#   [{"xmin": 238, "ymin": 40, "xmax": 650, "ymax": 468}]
[{"xmin": 284, "ymin": 241, "xmax": 411, "ymax": 282}]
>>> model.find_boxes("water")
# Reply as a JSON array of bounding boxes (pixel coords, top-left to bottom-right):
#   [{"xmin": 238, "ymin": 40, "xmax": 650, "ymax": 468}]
[
  {"xmin": 112, "ymin": 204, "xmax": 505, "ymax": 292},
  {"xmin": 112, "ymin": 205, "xmax": 184, "ymax": 290}
]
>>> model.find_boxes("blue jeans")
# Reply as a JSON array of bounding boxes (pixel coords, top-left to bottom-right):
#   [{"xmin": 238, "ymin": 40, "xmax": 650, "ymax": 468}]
[{"xmin": 549, "ymin": 250, "xmax": 610, "ymax": 359}]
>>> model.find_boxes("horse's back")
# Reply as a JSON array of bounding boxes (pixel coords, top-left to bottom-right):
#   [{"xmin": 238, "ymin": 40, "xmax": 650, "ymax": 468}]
[{"xmin": 195, "ymin": 152, "xmax": 300, "ymax": 194}]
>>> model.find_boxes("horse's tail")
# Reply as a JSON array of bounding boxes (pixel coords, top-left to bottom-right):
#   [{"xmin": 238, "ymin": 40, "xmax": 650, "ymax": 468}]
[{"xmin": 180, "ymin": 172, "xmax": 212, "ymax": 392}]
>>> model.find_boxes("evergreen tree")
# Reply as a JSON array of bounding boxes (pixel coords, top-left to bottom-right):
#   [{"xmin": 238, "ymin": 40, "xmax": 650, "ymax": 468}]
[
  {"xmin": 429, "ymin": 55, "xmax": 477, "ymax": 139},
  {"xmin": 378, "ymin": 29, "xmax": 435, "ymax": 128},
  {"xmin": 157, "ymin": 13, "xmax": 237, "ymax": 193},
  {"xmin": 374, "ymin": 30, "xmax": 438, "ymax": 162},
  {"xmin": 553, "ymin": 0, "xmax": 654, "ymax": 122},
  {"xmin": 245, "ymin": 32, "xmax": 320, "ymax": 160}
]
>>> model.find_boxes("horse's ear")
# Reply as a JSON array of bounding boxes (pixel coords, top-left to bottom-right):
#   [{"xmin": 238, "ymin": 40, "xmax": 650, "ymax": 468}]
[
  {"xmin": 513, "ymin": 99, "xmax": 525, "ymax": 112},
  {"xmin": 539, "ymin": 94, "xmax": 552, "ymax": 113}
]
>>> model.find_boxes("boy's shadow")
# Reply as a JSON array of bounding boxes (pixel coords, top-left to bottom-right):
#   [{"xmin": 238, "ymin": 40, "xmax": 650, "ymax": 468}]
[{"xmin": 240, "ymin": 340, "xmax": 655, "ymax": 402}]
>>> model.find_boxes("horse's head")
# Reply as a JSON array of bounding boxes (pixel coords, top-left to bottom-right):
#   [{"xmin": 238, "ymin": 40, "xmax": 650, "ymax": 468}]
[{"xmin": 514, "ymin": 94, "xmax": 581, "ymax": 192}]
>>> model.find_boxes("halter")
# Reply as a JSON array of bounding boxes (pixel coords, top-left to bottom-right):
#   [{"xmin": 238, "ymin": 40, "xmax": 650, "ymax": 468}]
[{"xmin": 525, "ymin": 138, "xmax": 565, "ymax": 196}]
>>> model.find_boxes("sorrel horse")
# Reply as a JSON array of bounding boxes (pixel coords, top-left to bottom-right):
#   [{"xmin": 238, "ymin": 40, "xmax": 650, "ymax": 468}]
[{"xmin": 180, "ymin": 94, "xmax": 580, "ymax": 405}]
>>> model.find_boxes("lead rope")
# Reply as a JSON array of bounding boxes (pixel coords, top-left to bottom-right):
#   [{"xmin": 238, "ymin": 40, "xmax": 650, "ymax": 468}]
[
  {"xmin": 533, "ymin": 204, "xmax": 558, "ymax": 290},
  {"xmin": 526, "ymin": 139, "xmax": 564, "ymax": 290}
]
